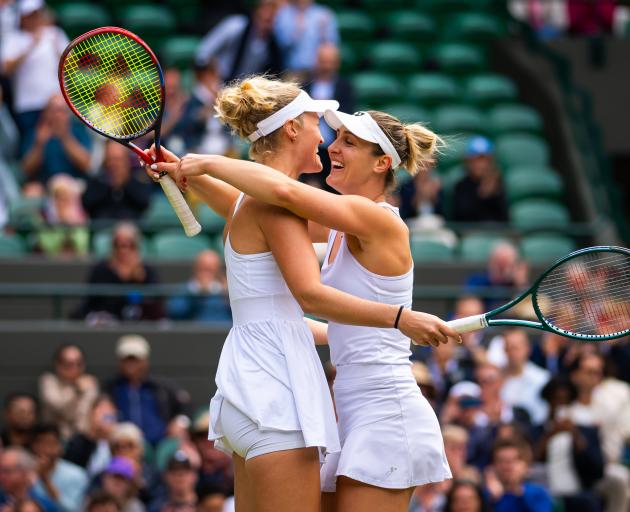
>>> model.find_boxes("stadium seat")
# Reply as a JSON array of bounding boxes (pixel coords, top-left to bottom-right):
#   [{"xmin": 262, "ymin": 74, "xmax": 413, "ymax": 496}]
[
  {"xmin": 340, "ymin": 43, "xmax": 359, "ymax": 72},
  {"xmin": 464, "ymin": 74, "xmax": 518, "ymax": 107},
  {"xmin": 142, "ymin": 196, "xmax": 185, "ymax": 231},
  {"xmin": 504, "ymin": 168, "xmax": 564, "ymax": 203},
  {"xmin": 488, "ymin": 104, "xmax": 543, "ymax": 136},
  {"xmin": 510, "ymin": 200, "xmax": 571, "ymax": 231},
  {"xmin": 118, "ymin": 5, "xmax": 176, "ymax": 44},
  {"xmin": 337, "ymin": 10, "xmax": 375, "ymax": 42},
  {"xmin": 56, "ymin": 3, "xmax": 111, "ymax": 38},
  {"xmin": 163, "ymin": 0, "xmax": 202, "ymax": 28},
  {"xmin": 432, "ymin": 105, "xmax": 486, "ymax": 135},
  {"xmin": 151, "ymin": 232, "xmax": 211, "ymax": 260},
  {"xmin": 8, "ymin": 197, "xmax": 44, "ymax": 231},
  {"xmin": 429, "ymin": 43, "xmax": 487, "ymax": 76},
  {"xmin": 416, "ymin": 0, "xmax": 492, "ymax": 13},
  {"xmin": 197, "ymin": 205, "xmax": 226, "ymax": 235},
  {"xmin": 443, "ymin": 12, "xmax": 505, "ymax": 43},
  {"xmin": 384, "ymin": 11, "xmax": 437, "ymax": 43},
  {"xmin": 410, "ymin": 239, "xmax": 454, "ymax": 262},
  {"xmin": 520, "ymin": 234, "xmax": 576, "ymax": 263},
  {"xmin": 367, "ymin": 42, "xmax": 422, "ymax": 75},
  {"xmin": 160, "ymin": 37, "xmax": 201, "ymax": 69},
  {"xmin": 360, "ymin": 0, "xmax": 407, "ymax": 16},
  {"xmin": 0, "ymin": 235, "xmax": 26, "ymax": 258},
  {"xmin": 496, "ymin": 134, "xmax": 550, "ymax": 168},
  {"xmin": 406, "ymin": 74, "xmax": 459, "ymax": 107},
  {"xmin": 382, "ymin": 104, "xmax": 432, "ymax": 124},
  {"xmin": 436, "ymin": 137, "xmax": 468, "ymax": 169},
  {"xmin": 352, "ymin": 73, "xmax": 402, "ymax": 106},
  {"xmin": 460, "ymin": 234, "xmax": 508, "ymax": 262}
]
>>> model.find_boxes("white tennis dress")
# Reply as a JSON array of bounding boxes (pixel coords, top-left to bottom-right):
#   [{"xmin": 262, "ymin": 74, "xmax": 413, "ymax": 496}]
[
  {"xmin": 208, "ymin": 193, "xmax": 340, "ymax": 456},
  {"xmin": 320, "ymin": 203, "xmax": 452, "ymax": 491}
]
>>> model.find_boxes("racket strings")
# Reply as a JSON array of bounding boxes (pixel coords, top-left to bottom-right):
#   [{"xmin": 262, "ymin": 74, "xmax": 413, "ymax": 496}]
[
  {"xmin": 61, "ymin": 31, "xmax": 162, "ymax": 139},
  {"xmin": 536, "ymin": 252, "xmax": 630, "ymax": 337}
]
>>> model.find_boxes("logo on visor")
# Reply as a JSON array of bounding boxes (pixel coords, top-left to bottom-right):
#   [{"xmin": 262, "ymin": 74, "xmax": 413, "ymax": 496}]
[{"xmin": 353, "ymin": 111, "xmax": 367, "ymax": 117}]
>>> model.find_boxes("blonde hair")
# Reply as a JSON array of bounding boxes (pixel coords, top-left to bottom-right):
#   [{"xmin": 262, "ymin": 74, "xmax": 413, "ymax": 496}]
[
  {"xmin": 367, "ymin": 110, "xmax": 442, "ymax": 190},
  {"xmin": 215, "ymin": 76, "xmax": 302, "ymax": 160}
]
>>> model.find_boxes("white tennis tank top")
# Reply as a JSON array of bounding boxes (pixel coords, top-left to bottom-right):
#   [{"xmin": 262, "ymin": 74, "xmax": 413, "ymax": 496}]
[{"xmin": 320, "ymin": 203, "xmax": 414, "ymax": 366}]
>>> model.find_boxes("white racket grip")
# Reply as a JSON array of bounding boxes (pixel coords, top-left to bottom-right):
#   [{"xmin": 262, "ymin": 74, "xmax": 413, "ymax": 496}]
[
  {"xmin": 159, "ymin": 175, "xmax": 202, "ymax": 237},
  {"xmin": 447, "ymin": 314, "xmax": 489, "ymax": 334}
]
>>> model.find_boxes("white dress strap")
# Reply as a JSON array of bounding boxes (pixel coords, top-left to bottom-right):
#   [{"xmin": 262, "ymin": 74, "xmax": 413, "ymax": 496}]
[{"xmin": 233, "ymin": 192, "xmax": 246, "ymax": 215}]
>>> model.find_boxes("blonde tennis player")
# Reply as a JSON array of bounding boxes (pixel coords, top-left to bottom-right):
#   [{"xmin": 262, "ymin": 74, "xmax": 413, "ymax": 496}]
[{"xmin": 147, "ymin": 77, "xmax": 457, "ymax": 512}]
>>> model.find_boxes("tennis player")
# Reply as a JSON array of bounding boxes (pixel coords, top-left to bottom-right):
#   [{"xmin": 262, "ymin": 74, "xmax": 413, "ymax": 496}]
[{"xmin": 147, "ymin": 77, "xmax": 458, "ymax": 512}]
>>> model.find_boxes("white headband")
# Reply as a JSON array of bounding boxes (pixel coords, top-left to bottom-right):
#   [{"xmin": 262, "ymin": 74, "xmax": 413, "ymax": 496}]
[
  {"xmin": 323, "ymin": 110, "xmax": 402, "ymax": 169},
  {"xmin": 247, "ymin": 91, "xmax": 339, "ymax": 142}
]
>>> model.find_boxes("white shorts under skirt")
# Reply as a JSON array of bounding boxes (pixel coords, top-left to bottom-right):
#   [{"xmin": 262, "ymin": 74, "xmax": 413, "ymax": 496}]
[{"xmin": 321, "ymin": 364, "xmax": 452, "ymax": 491}]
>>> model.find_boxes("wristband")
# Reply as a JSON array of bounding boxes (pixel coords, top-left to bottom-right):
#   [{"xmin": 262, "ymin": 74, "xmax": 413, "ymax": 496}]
[{"xmin": 394, "ymin": 305, "xmax": 404, "ymax": 329}]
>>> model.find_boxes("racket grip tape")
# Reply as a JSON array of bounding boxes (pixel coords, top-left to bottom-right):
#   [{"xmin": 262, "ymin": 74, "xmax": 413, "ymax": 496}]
[
  {"xmin": 159, "ymin": 175, "xmax": 202, "ymax": 237},
  {"xmin": 447, "ymin": 314, "xmax": 488, "ymax": 334}
]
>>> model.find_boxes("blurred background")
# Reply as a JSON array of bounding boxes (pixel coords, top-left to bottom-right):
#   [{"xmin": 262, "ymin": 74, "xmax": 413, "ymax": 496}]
[{"xmin": 0, "ymin": 0, "xmax": 629, "ymax": 510}]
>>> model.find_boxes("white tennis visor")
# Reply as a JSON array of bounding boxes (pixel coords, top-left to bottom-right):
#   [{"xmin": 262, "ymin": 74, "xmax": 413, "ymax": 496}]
[
  {"xmin": 323, "ymin": 110, "xmax": 402, "ymax": 169},
  {"xmin": 247, "ymin": 91, "xmax": 339, "ymax": 142}
]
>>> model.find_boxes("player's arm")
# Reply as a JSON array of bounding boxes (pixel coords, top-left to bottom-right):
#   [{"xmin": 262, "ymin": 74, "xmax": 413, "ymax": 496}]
[{"xmin": 305, "ymin": 318, "xmax": 328, "ymax": 345}]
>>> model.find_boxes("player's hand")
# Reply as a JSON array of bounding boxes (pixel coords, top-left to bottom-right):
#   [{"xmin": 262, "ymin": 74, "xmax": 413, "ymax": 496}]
[
  {"xmin": 143, "ymin": 144, "xmax": 185, "ymax": 186},
  {"xmin": 151, "ymin": 153, "xmax": 210, "ymax": 189},
  {"xmin": 398, "ymin": 310, "xmax": 462, "ymax": 347}
]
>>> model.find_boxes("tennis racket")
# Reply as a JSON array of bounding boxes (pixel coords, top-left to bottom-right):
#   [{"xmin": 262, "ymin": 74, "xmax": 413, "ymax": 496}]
[
  {"xmin": 58, "ymin": 27, "xmax": 201, "ymax": 237},
  {"xmin": 443, "ymin": 246, "xmax": 630, "ymax": 342}
]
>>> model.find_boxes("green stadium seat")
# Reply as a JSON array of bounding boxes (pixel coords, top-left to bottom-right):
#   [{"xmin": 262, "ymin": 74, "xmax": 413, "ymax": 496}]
[
  {"xmin": 340, "ymin": 43, "xmax": 359, "ymax": 73},
  {"xmin": 367, "ymin": 42, "xmax": 422, "ymax": 75},
  {"xmin": 460, "ymin": 234, "xmax": 508, "ymax": 262},
  {"xmin": 56, "ymin": 3, "xmax": 111, "ymax": 38},
  {"xmin": 8, "ymin": 197, "xmax": 44, "ymax": 231},
  {"xmin": 465, "ymin": 74, "xmax": 518, "ymax": 106},
  {"xmin": 360, "ymin": 0, "xmax": 408, "ymax": 10},
  {"xmin": 352, "ymin": 73, "xmax": 402, "ymax": 106},
  {"xmin": 384, "ymin": 11, "xmax": 437, "ymax": 42},
  {"xmin": 433, "ymin": 105, "xmax": 486, "ymax": 135},
  {"xmin": 443, "ymin": 12, "xmax": 505, "ymax": 43},
  {"xmin": 510, "ymin": 200, "xmax": 571, "ymax": 231},
  {"xmin": 142, "ymin": 196, "xmax": 185, "ymax": 231},
  {"xmin": 430, "ymin": 43, "xmax": 487, "ymax": 75},
  {"xmin": 437, "ymin": 137, "xmax": 468, "ymax": 169},
  {"xmin": 163, "ymin": 0, "xmax": 203, "ymax": 28},
  {"xmin": 337, "ymin": 10, "xmax": 375, "ymax": 42},
  {"xmin": 382, "ymin": 103, "xmax": 432, "ymax": 125},
  {"xmin": 410, "ymin": 239, "xmax": 454, "ymax": 262},
  {"xmin": 118, "ymin": 5, "xmax": 176, "ymax": 44},
  {"xmin": 160, "ymin": 37, "xmax": 201, "ymax": 70},
  {"xmin": 151, "ymin": 231, "xmax": 211, "ymax": 260},
  {"xmin": 496, "ymin": 134, "xmax": 550, "ymax": 168},
  {"xmin": 488, "ymin": 104, "xmax": 543, "ymax": 136},
  {"xmin": 197, "ymin": 205, "xmax": 226, "ymax": 235},
  {"xmin": 0, "ymin": 235, "xmax": 26, "ymax": 258},
  {"xmin": 416, "ymin": 0, "xmax": 492, "ymax": 12},
  {"xmin": 520, "ymin": 234, "xmax": 576, "ymax": 263},
  {"xmin": 504, "ymin": 168, "xmax": 564, "ymax": 203},
  {"xmin": 406, "ymin": 74, "xmax": 459, "ymax": 106}
]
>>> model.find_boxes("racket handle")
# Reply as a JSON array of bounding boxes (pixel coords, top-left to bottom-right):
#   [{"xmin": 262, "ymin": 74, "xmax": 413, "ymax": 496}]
[
  {"xmin": 159, "ymin": 175, "xmax": 202, "ymax": 237},
  {"xmin": 447, "ymin": 314, "xmax": 488, "ymax": 334}
]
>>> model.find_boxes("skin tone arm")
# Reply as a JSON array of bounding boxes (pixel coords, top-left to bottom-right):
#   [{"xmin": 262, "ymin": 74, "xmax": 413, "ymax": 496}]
[{"xmin": 305, "ymin": 318, "xmax": 328, "ymax": 345}]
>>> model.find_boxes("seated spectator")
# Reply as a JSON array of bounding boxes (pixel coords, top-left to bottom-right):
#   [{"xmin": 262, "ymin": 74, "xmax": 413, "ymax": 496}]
[
  {"xmin": 30, "ymin": 423, "xmax": 88, "ymax": 511},
  {"xmin": 64, "ymin": 395, "xmax": 118, "ymax": 478},
  {"xmin": 78, "ymin": 222, "xmax": 164, "ymax": 323},
  {"xmin": 195, "ymin": 483, "xmax": 228, "ymax": 512},
  {"xmin": 195, "ymin": 0, "xmax": 282, "ymax": 83},
  {"xmin": 1, "ymin": 392, "xmax": 38, "ymax": 448},
  {"xmin": 442, "ymin": 425, "xmax": 481, "ymax": 484},
  {"xmin": 0, "ymin": 447, "xmax": 57, "ymax": 511},
  {"xmin": 0, "ymin": 0, "xmax": 68, "ymax": 141},
  {"xmin": 83, "ymin": 142, "xmax": 152, "ymax": 221},
  {"xmin": 35, "ymin": 173, "xmax": 89, "ymax": 257},
  {"xmin": 530, "ymin": 331, "xmax": 574, "ymax": 375},
  {"xmin": 274, "ymin": 0, "xmax": 339, "ymax": 76},
  {"xmin": 148, "ymin": 451, "xmax": 198, "ymax": 512},
  {"xmin": 38, "ymin": 343, "xmax": 99, "ymax": 440},
  {"xmin": 158, "ymin": 68, "xmax": 190, "ymax": 156},
  {"xmin": 408, "ymin": 481, "xmax": 448, "ymax": 512},
  {"xmin": 167, "ymin": 250, "xmax": 231, "ymax": 323},
  {"xmin": 508, "ymin": 0, "xmax": 568, "ymax": 40},
  {"xmin": 0, "ymin": 83, "xmax": 20, "ymax": 229},
  {"xmin": 96, "ymin": 457, "xmax": 144, "ymax": 512},
  {"xmin": 477, "ymin": 363, "xmax": 530, "ymax": 431},
  {"xmin": 153, "ymin": 415, "xmax": 200, "ymax": 473},
  {"xmin": 411, "ymin": 361, "xmax": 438, "ymax": 410},
  {"xmin": 106, "ymin": 335, "xmax": 190, "ymax": 446},
  {"xmin": 397, "ymin": 166, "xmax": 444, "ymax": 221},
  {"xmin": 20, "ymin": 94, "xmax": 92, "ymax": 183},
  {"xmin": 453, "ymin": 136, "xmax": 508, "ymax": 223},
  {"xmin": 427, "ymin": 340, "xmax": 470, "ymax": 404},
  {"xmin": 485, "ymin": 438, "xmax": 553, "ymax": 512},
  {"xmin": 445, "ymin": 480, "xmax": 489, "ymax": 512},
  {"xmin": 13, "ymin": 498, "xmax": 46, "ymax": 512},
  {"xmin": 85, "ymin": 491, "xmax": 122, "ymax": 512}
]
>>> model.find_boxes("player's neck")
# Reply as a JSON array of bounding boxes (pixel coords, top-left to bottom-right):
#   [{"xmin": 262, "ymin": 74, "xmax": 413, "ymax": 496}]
[{"xmin": 260, "ymin": 155, "xmax": 301, "ymax": 180}]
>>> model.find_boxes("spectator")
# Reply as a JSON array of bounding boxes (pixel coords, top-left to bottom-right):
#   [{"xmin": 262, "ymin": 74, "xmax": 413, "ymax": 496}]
[
  {"xmin": 195, "ymin": 0, "xmax": 282, "ymax": 83},
  {"xmin": 167, "ymin": 250, "xmax": 231, "ymax": 323},
  {"xmin": 158, "ymin": 68, "xmax": 190, "ymax": 156},
  {"xmin": 106, "ymin": 335, "xmax": 190, "ymax": 446},
  {"xmin": 64, "ymin": 395, "xmax": 117, "ymax": 478},
  {"xmin": 411, "ymin": 361, "xmax": 438, "ymax": 410},
  {"xmin": 30, "ymin": 423, "xmax": 88, "ymax": 512},
  {"xmin": 427, "ymin": 340, "xmax": 470, "ymax": 403},
  {"xmin": 79, "ymin": 222, "xmax": 164, "ymax": 323},
  {"xmin": 274, "ymin": 0, "xmax": 339, "ymax": 75},
  {"xmin": 20, "ymin": 94, "xmax": 92, "ymax": 183},
  {"xmin": 1, "ymin": 392, "xmax": 37, "ymax": 448},
  {"xmin": 444, "ymin": 480, "xmax": 489, "ymax": 512},
  {"xmin": 501, "ymin": 328, "xmax": 550, "ymax": 426},
  {"xmin": 85, "ymin": 491, "xmax": 122, "ymax": 512},
  {"xmin": 408, "ymin": 481, "xmax": 447, "ymax": 512},
  {"xmin": 13, "ymin": 498, "xmax": 45, "ymax": 512},
  {"xmin": 453, "ymin": 136, "xmax": 508, "ymax": 223},
  {"xmin": 441, "ymin": 425, "xmax": 481, "ymax": 484},
  {"xmin": 508, "ymin": 0, "xmax": 567, "ymax": 40},
  {"xmin": 0, "ymin": 447, "xmax": 58, "ymax": 512},
  {"xmin": 397, "ymin": 166, "xmax": 444, "ymax": 221},
  {"xmin": 0, "ymin": 83, "xmax": 20, "ymax": 229},
  {"xmin": 485, "ymin": 438, "xmax": 553, "ymax": 512},
  {"xmin": 148, "ymin": 451, "xmax": 198, "ymax": 512},
  {"xmin": 0, "ymin": 0, "xmax": 68, "ymax": 142},
  {"xmin": 450, "ymin": 296, "xmax": 492, "ymax": 373},
  {"xmin": 154, "ymin": 414, "xmax": 198, "ymax": 472},
  {"xmin": 97, "ymin": 457, "xmax": 144, "ymax": 512},
  {"xmin": 476, "ymin": 363, "xmax": 530, "ymax": 430},
  {"xmin": 38, "ymin": 344, "xmax": 99, "ymax": 440},
  {"xmin": 82, "ymin": 142, "xmax": 152, "ymax": 221},
  {"xmin": 567, "ymin": 0, "xmax": 616, "ymax": 35},
  {"xmin": 195, "ymin": 483, "xmax": 228, "ymax": 512}
]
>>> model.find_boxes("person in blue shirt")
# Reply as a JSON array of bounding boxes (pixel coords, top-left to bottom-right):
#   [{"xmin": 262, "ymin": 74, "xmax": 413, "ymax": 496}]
[{"xmin": 485, "ymin": 438, "xmax": 553, "ymax": 512}]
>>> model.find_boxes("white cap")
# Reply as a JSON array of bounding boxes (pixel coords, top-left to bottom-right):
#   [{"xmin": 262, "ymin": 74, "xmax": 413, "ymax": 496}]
[
  {"xmin": 448, "ymin": 381, "xmax": 481, "ymax": 399},
  {"xmin": 116, "ymin": 334, "xmax": 150, "ymax": 359},
  {"xmin": 20, "ymin": 0, "xmax": 44, "ymax": 16},
  {"xmin": 247, "ymin": 90, "xmax": 339, "ymax": 142},
  {"xmin": 323, "ymin": 110, "xmax": 402, "ymax": 169}
]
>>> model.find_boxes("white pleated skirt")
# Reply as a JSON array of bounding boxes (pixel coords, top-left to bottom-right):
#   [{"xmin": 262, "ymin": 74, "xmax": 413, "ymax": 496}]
[{"xmin": 321, "ymin": 364, "xmax": 452, "ymax": 491}]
